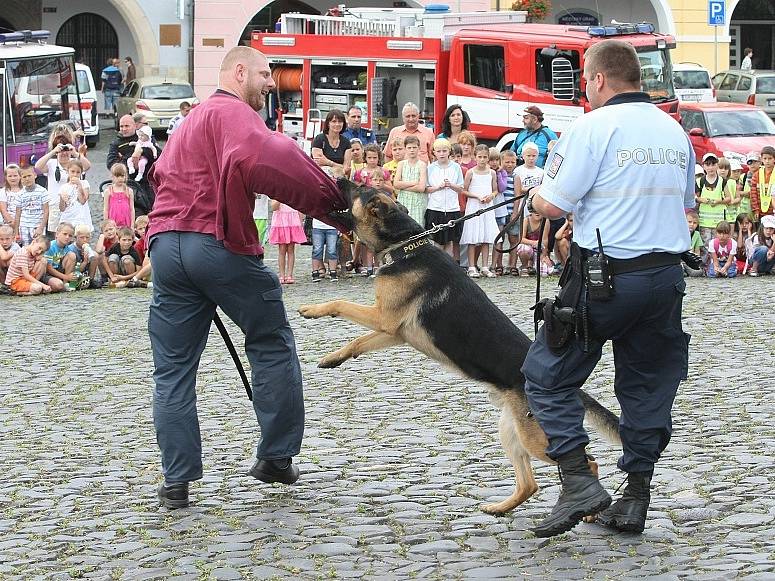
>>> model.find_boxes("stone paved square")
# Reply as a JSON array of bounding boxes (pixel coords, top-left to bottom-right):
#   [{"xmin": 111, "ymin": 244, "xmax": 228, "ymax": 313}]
[
  {"xmin": 1, "ymin": 131, "xmax": 773, "ymax": 580},
  {"xmin": 1, "ymin": 263, "xmax": 774, "ymax": 579}
]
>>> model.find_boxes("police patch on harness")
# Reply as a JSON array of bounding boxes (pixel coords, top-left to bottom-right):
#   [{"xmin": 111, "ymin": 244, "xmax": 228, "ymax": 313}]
[{"xmin": 546, "ymin": 154, "xmax": 564, "ymax": 179}]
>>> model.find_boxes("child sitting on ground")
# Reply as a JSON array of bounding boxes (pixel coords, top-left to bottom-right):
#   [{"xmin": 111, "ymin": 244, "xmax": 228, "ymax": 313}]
[
  {"xmin": 707, "ymin": 220, "xmax": 737, "ymax": 278},
  {"xmin": 0, "ymin": 224, "xmax": 20, "ymax": 287},
  {"xmin": 127, "ymin": 125, "xmax": 158, "ymax": 181},
  {"xmin": 4, "ymin": 235, "xmax": 57, "ymax": 295},
  {"xmin": 683, "ymin": 210, "xmax": 704, "ymax": 277},
  {"xmin": 44, "ymin": 221, "xmax": 78, "ymax": 290},
  {"xmin": 134, "ymin": 214, "xmax": 149, "ymax": 241},
  {"xmin": 734, "ymin": 212, "xmax": 755, "ymax": 275},
  {"xmin": 517, "ymin": 209, "xmax": 553, "ymax": 276},
  {"xmin": 96, "ymin": 219, "xmax": 119, "ymax": 282},
  {"xmin": 13, "ymin": 166, "xmax": 48, "ymax": 246},
  {"xmin": 748, "ymin": 214, "xmax": 775, "ymax": 276},
  {"xmin": 107, "ymin": 227, "xmax": 142, "ymax": 286},
  {"xmin": 73, "ymin": 224, "xmax": 99, "ymax": 288}
]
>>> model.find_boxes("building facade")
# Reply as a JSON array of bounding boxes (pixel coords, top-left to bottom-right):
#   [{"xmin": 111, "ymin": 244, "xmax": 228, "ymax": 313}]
[{"xmin": 0, "ymin": 0, "xmax": 772, "ymax": 99}]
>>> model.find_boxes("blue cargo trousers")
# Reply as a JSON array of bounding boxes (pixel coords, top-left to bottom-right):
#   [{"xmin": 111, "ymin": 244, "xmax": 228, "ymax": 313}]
[
  {"xmin": 148, "ymin": 231, "xmax": 304, "ymax": 484},
  {"xmin": 522, "ymin": 264, "xmax": 690, "ymax": 473}
]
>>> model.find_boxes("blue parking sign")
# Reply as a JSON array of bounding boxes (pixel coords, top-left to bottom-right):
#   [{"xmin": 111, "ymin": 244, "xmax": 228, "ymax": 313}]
[{"xmin": 708, "ymin": 0, "xmax": 725, "ymax": 26}]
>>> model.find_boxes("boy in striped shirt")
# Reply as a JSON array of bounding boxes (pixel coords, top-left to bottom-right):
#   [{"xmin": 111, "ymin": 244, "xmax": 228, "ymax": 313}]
[{"xmin": 4, "ymin": 235, "xmax": 58, "ymax": 295}]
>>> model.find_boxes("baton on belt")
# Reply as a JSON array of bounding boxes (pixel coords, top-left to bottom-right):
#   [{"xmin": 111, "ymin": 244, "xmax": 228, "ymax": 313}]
[{"xmin": 212, "ymin": 312, "xmax": 253, "ymax": 401}]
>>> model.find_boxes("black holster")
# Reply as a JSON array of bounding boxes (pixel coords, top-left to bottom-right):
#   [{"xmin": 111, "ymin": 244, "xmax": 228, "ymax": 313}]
[{"xmin": 532, "ymin": 242, "xmax": 585, "ymax": 354}]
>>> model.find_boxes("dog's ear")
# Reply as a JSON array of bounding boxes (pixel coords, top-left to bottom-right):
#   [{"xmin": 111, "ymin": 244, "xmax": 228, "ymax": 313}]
[
  {"xmin": 336, "ymin": 177, "xmax": 354, "ymax": 204},
  {"xmin": 395, "ymin": 201, "xmax": 409, "ymax": 215}
]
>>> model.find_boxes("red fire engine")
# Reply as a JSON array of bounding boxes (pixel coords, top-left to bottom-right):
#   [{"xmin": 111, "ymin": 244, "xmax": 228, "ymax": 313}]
[{"xmin": 252, "ymin": 8, "xmax": 679, "ymax": 150}]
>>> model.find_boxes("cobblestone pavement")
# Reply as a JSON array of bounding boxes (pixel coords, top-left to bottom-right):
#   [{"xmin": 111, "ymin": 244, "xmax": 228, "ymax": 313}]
[{"xmin": 1, "ymin": 127, "xmax": 773, "ymax": 579}]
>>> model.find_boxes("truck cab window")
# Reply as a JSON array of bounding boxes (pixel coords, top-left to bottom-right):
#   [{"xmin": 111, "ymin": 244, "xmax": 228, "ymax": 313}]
[
  {"xmin": 536, "ymin": 49, "xmax": 580, "ymax": 94},
  {"xmin": 464, "ymin": 44, "xmax": 505, "ymax": 92}
]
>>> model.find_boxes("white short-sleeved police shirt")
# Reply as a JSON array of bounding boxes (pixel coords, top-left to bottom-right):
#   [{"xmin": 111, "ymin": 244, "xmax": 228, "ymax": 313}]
[{"xmin": 539, "ymin": 93, "xmax": 696, "ymax": 259}]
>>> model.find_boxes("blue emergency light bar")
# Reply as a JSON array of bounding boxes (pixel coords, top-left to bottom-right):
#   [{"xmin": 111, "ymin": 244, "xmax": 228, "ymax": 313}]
[
  {"xmin": 587, "ymin": 23, "xmax": 655, "ymax": 37},
  {"xmin": 0, "ymin": 30, "xmax": 50, "ymax": 44}
]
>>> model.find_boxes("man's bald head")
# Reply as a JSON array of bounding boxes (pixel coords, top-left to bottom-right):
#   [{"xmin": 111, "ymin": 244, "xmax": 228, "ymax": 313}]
[
  {"xmin": 119, "ymin": 114, "xmax": 135, "ymax": 137},
  {"xmin": 220, "ymin": 46, "xmax": 262, "ymax": 74},
  {"xmin": 218, "ymin": 46, "xmax": 275, "ymax": 112}
]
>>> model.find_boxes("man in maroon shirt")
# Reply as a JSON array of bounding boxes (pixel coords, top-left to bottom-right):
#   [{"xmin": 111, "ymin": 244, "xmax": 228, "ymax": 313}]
[{"xmin": 148, "ymin": 46, "xmax": 347, "ymax": 509}]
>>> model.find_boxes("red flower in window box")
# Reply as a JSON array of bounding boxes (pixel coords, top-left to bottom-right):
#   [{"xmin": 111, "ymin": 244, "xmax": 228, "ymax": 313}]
[{"xmin": 512, "ymin": 0, "xmax": 551, "ymax": 22}]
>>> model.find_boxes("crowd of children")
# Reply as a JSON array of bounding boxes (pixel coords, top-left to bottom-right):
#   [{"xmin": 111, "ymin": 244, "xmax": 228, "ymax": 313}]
[
  {"xmin": 7, "ymin": 123, "xmax": 774, "ymax": 295},
  {"xmin": 690, "ymin": 146, "xmax": 775, "ymax": 277},
  {"xmin": 0, "ymin": 125, "xmax": 153, "ymax": 296}
]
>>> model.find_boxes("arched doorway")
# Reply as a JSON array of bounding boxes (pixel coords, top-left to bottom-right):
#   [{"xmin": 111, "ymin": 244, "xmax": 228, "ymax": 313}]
[
  {"xmin": 728, "ymin": 0, "xmax": 775, "ymax": 69},
  {"xmin": 239, "ymin": 0, "xmax": 318, "ymax": 44},
  {"xmin": 56, "ymin": 13, "xmax": 118, "ymax": 79}
]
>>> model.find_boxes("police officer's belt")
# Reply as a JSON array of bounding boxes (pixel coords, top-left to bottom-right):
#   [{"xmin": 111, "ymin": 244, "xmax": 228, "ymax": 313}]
[{"xmin": 581, "ymin": 250, "xmax": 681, "ymax": 275}]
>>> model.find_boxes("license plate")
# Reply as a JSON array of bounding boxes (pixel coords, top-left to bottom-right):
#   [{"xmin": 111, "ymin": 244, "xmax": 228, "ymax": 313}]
[
  {"xmin": 683, "ymin": 94, "xmax": 702, "ymax": 102},
  {"xmin": 768, "ymin": 99, "xmax": 775, "ymax": 107},
  {"xmin": 158, "ymin": 118, "xmax": 169, "ymax": 125}
]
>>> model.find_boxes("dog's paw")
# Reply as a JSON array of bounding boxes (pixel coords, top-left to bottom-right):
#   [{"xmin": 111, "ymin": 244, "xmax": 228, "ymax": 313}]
[
  {"xmin": 480, "ymin": 501, "xmax": 509, "ymax": 516},
  {"xmin": 318, "ymin": 353, "xmax": 347, "ymax": 368},
  {"xmin": 298, "ymin": 305, "xmax": 326, "ymax": 319}
]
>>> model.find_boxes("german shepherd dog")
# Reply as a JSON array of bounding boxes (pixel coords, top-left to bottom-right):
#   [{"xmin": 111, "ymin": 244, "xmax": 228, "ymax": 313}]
[{"xmin": 299, "ymin": 181, "xmax": 620, "ymax": 515}]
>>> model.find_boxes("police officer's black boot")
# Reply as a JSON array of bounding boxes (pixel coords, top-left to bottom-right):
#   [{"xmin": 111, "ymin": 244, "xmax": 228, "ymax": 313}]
[
  {"xmin": 597, "ymin": 470, "xmax": 652, "ymax": 533},
  {"xmin": 531, "ymin": 446, "xmax": 611, "ymax": 538}
]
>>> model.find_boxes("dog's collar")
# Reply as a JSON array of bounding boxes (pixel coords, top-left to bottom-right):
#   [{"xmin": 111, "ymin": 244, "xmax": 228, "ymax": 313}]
[{"xmin": 378, "ymin": 236, "xmax": 433, "ymax": 266}]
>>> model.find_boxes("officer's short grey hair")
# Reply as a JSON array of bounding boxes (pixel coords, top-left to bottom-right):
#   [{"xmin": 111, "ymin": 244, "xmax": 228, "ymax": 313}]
[{"xmin": 585, "ymin": 40, "xmax": 641, "ymax": 88}]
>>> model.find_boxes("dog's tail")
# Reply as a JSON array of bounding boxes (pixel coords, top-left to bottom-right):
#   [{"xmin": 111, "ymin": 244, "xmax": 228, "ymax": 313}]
[{"xmin": 580, "ymin": 390, "xmax": 621, "ymax": 446}]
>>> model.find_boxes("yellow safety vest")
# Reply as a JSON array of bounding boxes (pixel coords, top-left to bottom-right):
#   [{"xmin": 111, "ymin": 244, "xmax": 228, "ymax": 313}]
[
  {"xmin": 757, "ymin": 167, "xmax": 775, "ymax": 214},
  {"xmin": 697, "ymin": 176, "xmax": 729, "ymax": 228}
]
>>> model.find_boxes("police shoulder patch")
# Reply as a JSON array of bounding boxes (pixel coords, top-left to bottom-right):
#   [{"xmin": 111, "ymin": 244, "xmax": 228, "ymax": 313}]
[{"xmin": 546, "ymin": 154, "xmax": 563, "ymax": 179}]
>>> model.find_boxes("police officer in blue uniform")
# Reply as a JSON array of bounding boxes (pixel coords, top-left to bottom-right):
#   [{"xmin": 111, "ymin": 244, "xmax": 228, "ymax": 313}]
[
  {"xmin": 521, "ymin": 40, "xmax": 696, "ymax": 538},
  {"xmin": 342, "ymin": 105, "xmax": 376, "ymax": 144}
]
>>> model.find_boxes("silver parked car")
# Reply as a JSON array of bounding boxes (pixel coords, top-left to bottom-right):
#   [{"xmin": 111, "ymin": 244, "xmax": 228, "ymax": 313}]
[{"xmin": 712, "ymin": 69, "xmax": 775, "ymax": 120}]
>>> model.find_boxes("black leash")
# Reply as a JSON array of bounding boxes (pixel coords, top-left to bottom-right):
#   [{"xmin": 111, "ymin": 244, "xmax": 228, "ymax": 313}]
[
  {"xmin": 212, "ymin": 312, "xmax": 253, "ymax": 401},
  {"xmin": 380, "ymin": 194, "xmax": 528, "ymax": 260}
]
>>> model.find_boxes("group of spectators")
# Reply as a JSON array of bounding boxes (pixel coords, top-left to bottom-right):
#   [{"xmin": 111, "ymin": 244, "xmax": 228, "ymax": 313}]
[
  {"xmin": 0, "ymin": 115, "xmax": 159, "ymax": 296},
  {"xmin": 261, "ymin": 102, "xmax": 565, "ymax": 282},
  {"xmin": 688, "ymin": 147, "xmax": 775, "ymax": 277}
]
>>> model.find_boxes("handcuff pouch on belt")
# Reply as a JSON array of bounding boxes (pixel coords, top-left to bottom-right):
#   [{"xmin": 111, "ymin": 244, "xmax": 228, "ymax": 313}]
[{"xmin": 531, "ymin": 241, "xmax": 586, "ymax": 354}]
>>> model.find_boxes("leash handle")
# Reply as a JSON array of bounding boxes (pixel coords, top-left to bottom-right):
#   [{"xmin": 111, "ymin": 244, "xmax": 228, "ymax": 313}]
[{"xmin": 213, "ymin": 311, "xmax": 253, "ymax": 401}]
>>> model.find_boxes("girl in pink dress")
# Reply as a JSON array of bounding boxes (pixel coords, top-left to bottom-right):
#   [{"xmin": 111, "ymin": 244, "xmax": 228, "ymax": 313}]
[
  {"xmin": 268, "ymin": 200, "xmax": 307, "ymax": 283},
  {"xmin": 103, "ymin": 163, "xmax": 134, "ymax": 228}
]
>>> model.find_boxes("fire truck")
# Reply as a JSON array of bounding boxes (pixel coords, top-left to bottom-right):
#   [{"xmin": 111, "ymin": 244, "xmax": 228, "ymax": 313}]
[{"xmin": 252, "ymin": 7, "xmax": 679, "ymax": 150}]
